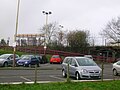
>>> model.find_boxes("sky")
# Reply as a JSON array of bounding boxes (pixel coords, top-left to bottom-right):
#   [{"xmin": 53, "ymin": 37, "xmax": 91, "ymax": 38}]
[{"xmin": 0, "ymin": 0, "xmax": 120, "ymax": 45}]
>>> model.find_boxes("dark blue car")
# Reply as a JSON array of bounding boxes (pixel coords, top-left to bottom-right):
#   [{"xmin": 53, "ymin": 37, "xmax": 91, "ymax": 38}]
[{"xmin": 16, "ymin": 55, "xmax": 39, "ymax": 67}]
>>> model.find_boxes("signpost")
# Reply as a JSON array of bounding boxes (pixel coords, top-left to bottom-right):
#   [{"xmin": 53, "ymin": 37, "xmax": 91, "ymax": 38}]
[{"xmin": 12, "ymin": 42, "xmax": 17, "ymax": 67}]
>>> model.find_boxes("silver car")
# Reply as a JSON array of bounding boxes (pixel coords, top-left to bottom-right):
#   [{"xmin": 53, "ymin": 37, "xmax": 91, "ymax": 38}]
[
  {"xmin": 62, "ymin": 56, "xmax": 101, "ymax": 80},
  {"xmin": 0, "ymin": 54, "xmax": 19, "ymax": 67},
  {"xmin": 112, "ymin": 61, "xmax": 120, "ymax": 76},
  {"xmin": 84, "ymin": 55, "xmax": 93, "ymax": 59}
]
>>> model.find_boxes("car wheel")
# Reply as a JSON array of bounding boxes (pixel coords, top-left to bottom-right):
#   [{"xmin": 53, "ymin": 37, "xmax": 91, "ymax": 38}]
[
  {"xmin": 62, "ymin": 70, "xmax": 67, "ymax": 77},
  {"xmin": 76, "ymin": 72, "xmax": 80, "ymax": 80},
  {"xmin": 3, "ymin": 62, "xmax": 8, "ymax": 67},
  {"xmin": 113, "ymin": 69, "xmax": 118, "ymax": 76},
  {"xmin": 37, "ymin": 63, "xmax": 40, "ymax": 67},
  {"xmin": 43, "ymin": 61, "xmax": 45, "ymax": 64},
  {"xmin": 28, "ymin": 64, "xmax": 31, "ymax": 67}
]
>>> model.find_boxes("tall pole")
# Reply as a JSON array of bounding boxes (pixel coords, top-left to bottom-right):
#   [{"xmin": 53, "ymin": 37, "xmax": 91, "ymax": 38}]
[
  {"xmin": 42, "ymin": 11, "xmax": 52, "ymax": 55},
  {"xmin": 45, "ymin": 13, "xmax": 48, "ymax": 47},
  {"xmin": 14, "ymin": 0, "xmax": 20, "ymax": 42},
  {"xmin": 13, "ymin": 0, "xmax": 20, "ymax": 67}
]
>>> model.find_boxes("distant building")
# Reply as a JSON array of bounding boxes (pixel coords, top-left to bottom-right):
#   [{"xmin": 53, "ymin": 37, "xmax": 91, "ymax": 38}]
[{"xmin": 16, "ymin": 34, "xmax": 45, "ymax": 46}]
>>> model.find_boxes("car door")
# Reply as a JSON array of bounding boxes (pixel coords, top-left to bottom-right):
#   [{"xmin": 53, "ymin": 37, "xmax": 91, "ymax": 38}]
[
  {"xmin": 62, "ymin": 58, "xmax": 71, "ymax": 74},
  {"xmin": 69, "ymin": 58, "xmax": 78, "ymax": 77},
  {"xmin": 7, "ymin": 55, "xmax": 14, "ymax": 66},
  {"xmin": 36, "ymin": 56, "xmax": 42, "ymax": 63},
  {"xmin": 15, "ymin": 55, "xmax": 20, "ymax": 62},
  {"xmin": 8, "ymin": 55, "xmax": 19, "ymax": 66},
  {"xmin": 116, "ymin": 61, "xmax": 120, "ymax": 73},
  {"xmin": 31, "ymin": 57, "xmax": 38, "ymax": 65}
]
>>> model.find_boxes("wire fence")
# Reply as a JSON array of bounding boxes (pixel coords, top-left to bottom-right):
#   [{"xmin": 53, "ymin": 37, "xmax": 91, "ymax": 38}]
[{"xmin": 0, "ymin": 62, "xmax": 120, "ymax": 84}]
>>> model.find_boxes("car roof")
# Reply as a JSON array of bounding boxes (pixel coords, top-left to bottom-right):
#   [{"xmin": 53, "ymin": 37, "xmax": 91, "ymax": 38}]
[
  {"xmin": 1, "ymin": 54, "xmax": 13, "ymax": 56},
  {"xmin": 52, "ymin": 55, "xmax": 60, "ymax": 56},
  {"xmin": 65, "ymin": 56, "xmax": 85, "ymax": 59},
  {"xmin": 84, "ymin": 55, "xmax": 92, "ymax": 56}
]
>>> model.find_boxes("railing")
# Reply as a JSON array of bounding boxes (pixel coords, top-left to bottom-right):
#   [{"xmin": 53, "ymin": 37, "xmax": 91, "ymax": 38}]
[{"xmin": 0, "ymin": 46, "xmax": 116, "ymax": 63}]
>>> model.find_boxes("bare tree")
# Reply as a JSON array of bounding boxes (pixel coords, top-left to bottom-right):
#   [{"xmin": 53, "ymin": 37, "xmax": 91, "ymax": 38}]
[
  {"xmin": 40, "ymin": 22, "xmax": 59, "ymax": 45},
  {"xmin": 40, "ymin": 22, "xmax": 67, "ymax": 46},
  {"xmin": 101, "ymin": 17, "xmax": 120, "ymax": 43}
]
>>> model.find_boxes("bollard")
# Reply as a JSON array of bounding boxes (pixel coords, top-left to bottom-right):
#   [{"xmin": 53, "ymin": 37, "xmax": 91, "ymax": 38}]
[
  {"xmin": 66, "ymin": 63, "xmax": 71, "ymax": 83},
  {"xmin": 112, "ymin": 70, "xmax": 115, "ymax": 81},
  {"xmin": 34, "ymin": 64, "xmax": 37, "ymax": 83},
  {"xmin": 101, "ymin": 61, "xmax": 104, "ymax": 82}
]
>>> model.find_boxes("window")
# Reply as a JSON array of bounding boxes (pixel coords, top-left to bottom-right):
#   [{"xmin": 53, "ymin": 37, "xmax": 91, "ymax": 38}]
[
  {"xmin": 64, "ymin": 58, "xmax": 71, "ymax": 64},
  {"xmin": 9, "ymin": 55, "xmax": 13, "ymax": 59},
  {"xmin": 31, "ymin": 57, "xmax": 37, "ymax": 61},
  {"xmin": 70, "ymin": 59, "xmax": 77, "ymax": 66},
  {"xmin": 117, "ymin": 61, "xmax": 120, "ymax": 65},
  {"xmin": 15, "ymin": 55, "xmax": 19, "ymax": 58}
]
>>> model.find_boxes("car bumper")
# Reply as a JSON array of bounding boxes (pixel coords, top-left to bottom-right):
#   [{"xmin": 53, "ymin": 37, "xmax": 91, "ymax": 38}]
[
  {"xmin": 17, "ymin": 62, "xmax": 25, "ymax": 66},
  {"xmin": 50, "ymin": 60, "xmax": 62, "ymax": 63},
  {"xmin": 80, "ymin": 73, "xmax": 101, "ymax": 79},
  {"xmin": 0, "ymin": 62, "xmax": 4, "ymax": 66}
]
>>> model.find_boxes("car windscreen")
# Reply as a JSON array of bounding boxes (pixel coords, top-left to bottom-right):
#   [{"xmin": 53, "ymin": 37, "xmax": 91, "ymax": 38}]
[
  {"xmin": 21, "ymin": 55, "xmax": 33, "ymax": 60},
  {"xmin": 0, "ymin": 54, "xmax": 10, "ymax": 59},
  {"xmin": 76, "ymin": 58, "xmax": 97, "ymax": 66}
]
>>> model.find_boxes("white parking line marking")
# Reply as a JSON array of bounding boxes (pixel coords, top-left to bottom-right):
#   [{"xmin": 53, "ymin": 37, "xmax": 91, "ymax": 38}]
[
  {"xmin": 20, "ymin": 76, "xmax": 32, "ymax": 82},
  {"xmin": 49, "ymin": 75, "xmax": 65, "ymax": 80},
  {"xmin": 103, "ymin": 74, "xmax": 114, "ymax": 76}
]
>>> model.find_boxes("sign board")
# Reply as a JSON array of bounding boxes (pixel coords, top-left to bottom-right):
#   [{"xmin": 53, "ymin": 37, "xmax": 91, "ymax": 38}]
[{"xmin": 12, "ymin": 42, "xmax": 17, "ymax": 48}]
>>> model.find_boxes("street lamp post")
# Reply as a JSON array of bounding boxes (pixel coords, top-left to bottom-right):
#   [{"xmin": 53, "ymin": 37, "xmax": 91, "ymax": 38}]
[
  {"xmin": 13, "ymin": 0, "xmax": 20, "ymax": 67},
  {"xmin": 42, "ymin": 11, "xmax": 52, "ymax": 55}
]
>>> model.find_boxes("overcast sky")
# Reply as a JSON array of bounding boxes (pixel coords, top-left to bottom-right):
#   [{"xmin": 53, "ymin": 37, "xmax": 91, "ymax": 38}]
[{"xmin": 0, "ymin": 0, "xmax": 120, "ymax": 45}]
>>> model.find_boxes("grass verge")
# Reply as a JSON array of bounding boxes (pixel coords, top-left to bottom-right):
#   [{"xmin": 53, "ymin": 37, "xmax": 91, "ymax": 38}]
[{"xmin": 0, "ymin": 80, "xmax": 120, "ymax": 90}]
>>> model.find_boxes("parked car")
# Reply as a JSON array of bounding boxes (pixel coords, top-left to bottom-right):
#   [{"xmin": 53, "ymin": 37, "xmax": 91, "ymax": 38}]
[
  {"xmin": 16, "ymin": 55, "xmax": 40, "ymax": 67},
  {"xmin": 62, "ymin": 56, "xmax": 101, "ymax": 80},
  {"xmin": 50, "ymin": 55, "xmax": 62, "ymax": 64},
  {"xmin": 84, "ymin": 55, "xmax": 93, "ymax": 59},
  {"xmin": 0, "ymin": 54, "xmax": 19, "ymax": 67},
  {"xmin": 35, "ymin": 54, "xmax": 48, "ymax": 64},
  {"xmin": 112, "ymin": 61, "xmax": 120, "ymax": 76},
  {"xmin": 20, "ymin": 55, "xmax": 27, "ymax": 59}
]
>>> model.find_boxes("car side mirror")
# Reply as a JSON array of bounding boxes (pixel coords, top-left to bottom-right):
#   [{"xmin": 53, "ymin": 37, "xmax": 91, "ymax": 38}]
[
  {"xmin": 74, "ymin": 64, "xmax": 78, "ymax": 67},
  {"xmin": 7, "ymin": 57, "xmax": 10, "ymax": 60},
  {"xmin": 72, "ymin": 63, "xmax": 77, "ymax": 67}
]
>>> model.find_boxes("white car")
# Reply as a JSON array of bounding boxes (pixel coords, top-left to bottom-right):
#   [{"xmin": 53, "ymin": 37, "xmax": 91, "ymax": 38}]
[{"xmin": 112, "ymin": 61, "xmax": 120, "ymax": 76}]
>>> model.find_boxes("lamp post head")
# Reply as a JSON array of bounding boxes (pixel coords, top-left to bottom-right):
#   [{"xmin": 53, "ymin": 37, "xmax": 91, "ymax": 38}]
[
  {"xmin": 42, "ymin": 11, "xmax": 45, "ymax": 13},
  {"xmin": 59, "ymin": 25, "xmax": 64, "ymax": 28},
  {"xmin": 42, "ymin": 11, "xmax": 52, "ymax": 15},
  {"xmin": 49, "ymin": 12, "xmax": 52, "ymax": 14}
]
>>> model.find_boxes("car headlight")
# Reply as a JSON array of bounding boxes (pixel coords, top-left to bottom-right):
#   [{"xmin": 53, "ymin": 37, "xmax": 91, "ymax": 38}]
[
  {"xmin": 25, "ymin": 61, "xmax": 28, "ymax": 64},
  {"xmin": 81, "ymin": 69, "xmax": 88, "ymax": 73}
]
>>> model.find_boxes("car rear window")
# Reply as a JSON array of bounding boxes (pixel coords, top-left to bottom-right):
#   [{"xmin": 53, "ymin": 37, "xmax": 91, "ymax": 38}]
[{"xmin": 52, "ymin": 55, "xmax": 59, "ymax": 58}]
